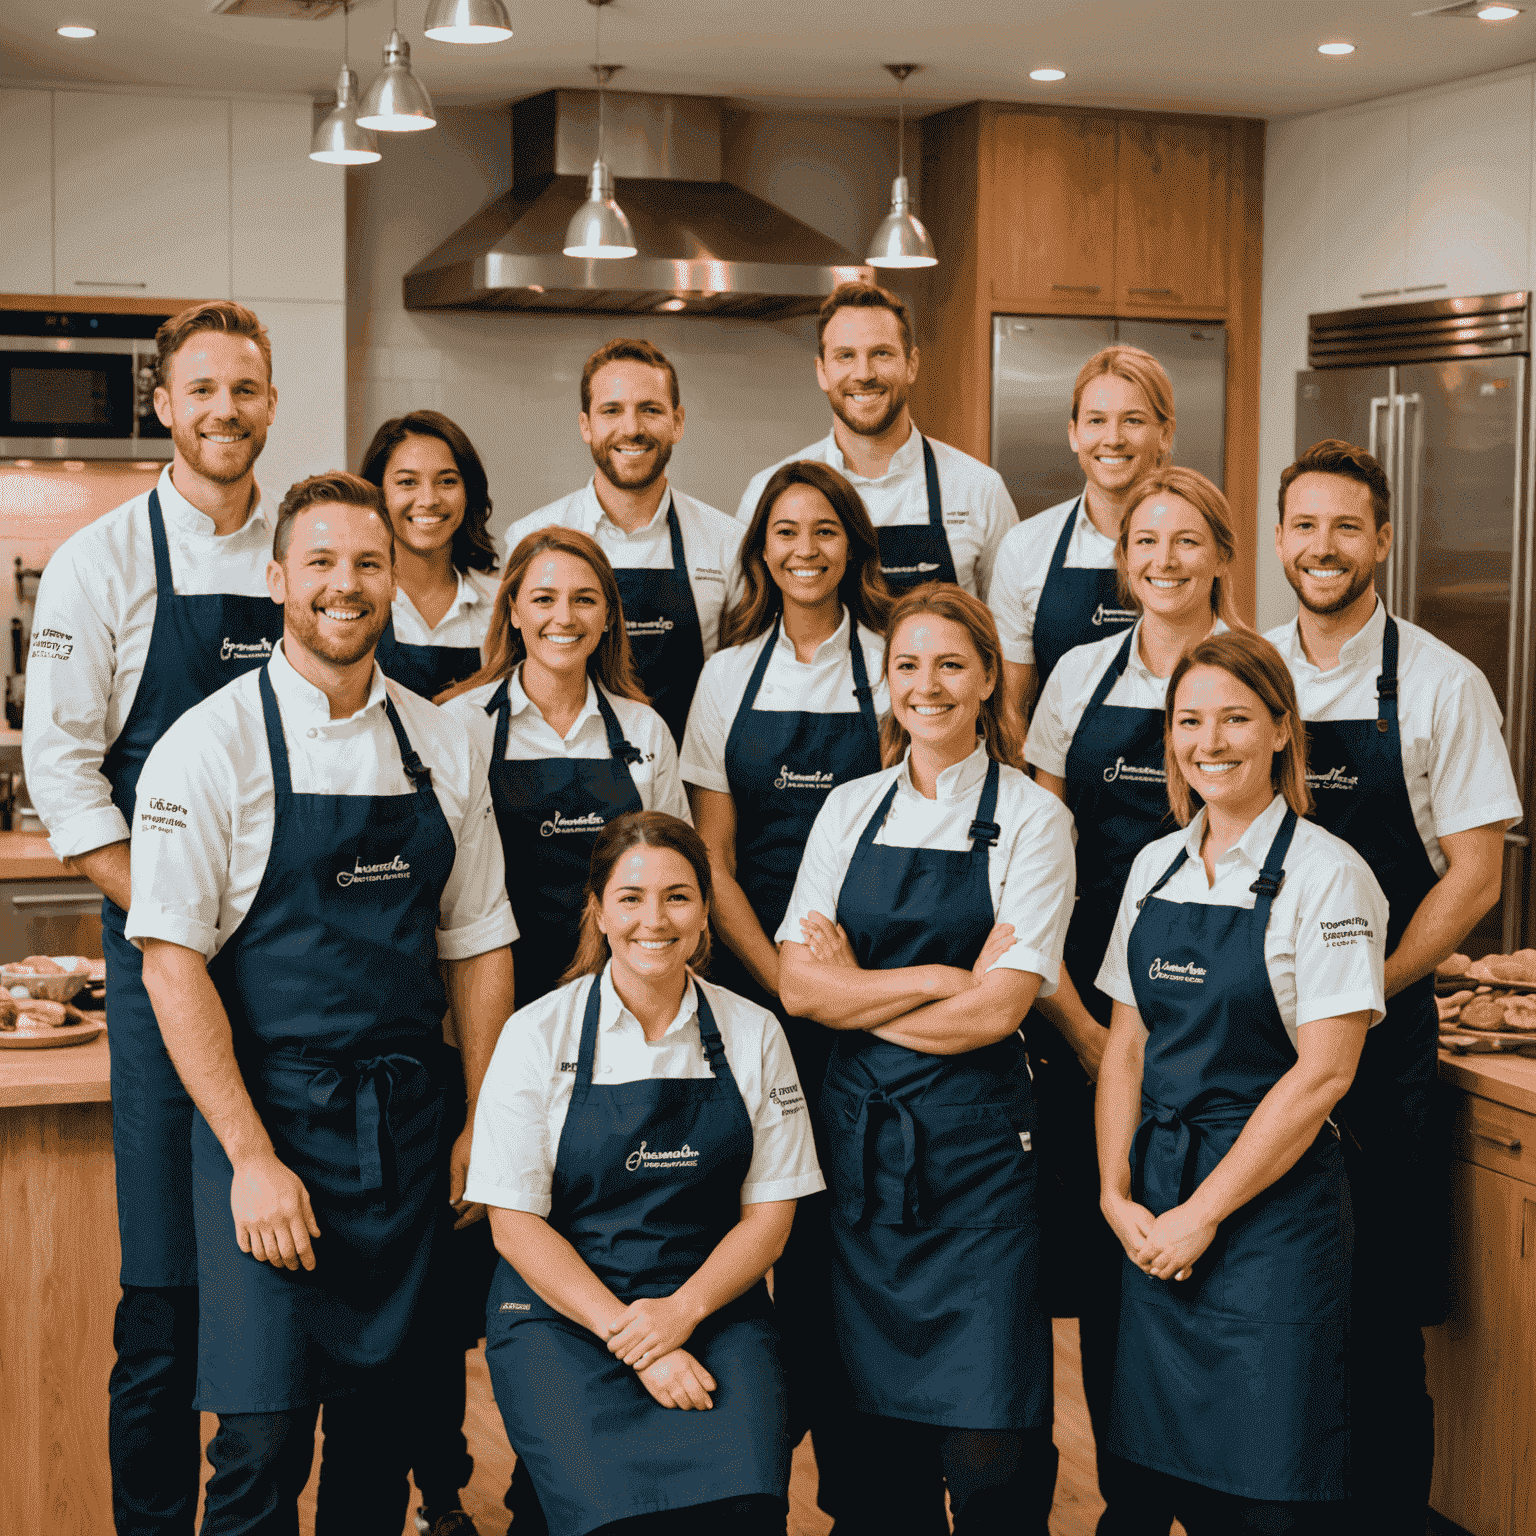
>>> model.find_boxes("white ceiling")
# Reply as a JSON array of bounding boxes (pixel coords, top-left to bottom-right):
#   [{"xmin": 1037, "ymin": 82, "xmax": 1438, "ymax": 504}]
[{"xmin": 3, "ymin": 0, "xmax": 1536, "ymax": 120}]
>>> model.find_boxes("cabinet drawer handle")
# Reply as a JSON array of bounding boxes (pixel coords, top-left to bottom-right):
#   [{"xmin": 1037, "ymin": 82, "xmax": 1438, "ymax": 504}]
[
  {"xmin": 1051, "ymin": 284, "xmax": 1101, "ymax": 293},
  {"xmin": 1128, "ymin": 287, "xmax": 1174, "ymax": 296},
  {"xmin": 1404, "ymin": 283, "xmax": 1448, "ymax": 294},
  {"xmin": 74, "ymin": 279, "xmax": 148, "ymax": 289},
  {"xmin": 1360, "ymin": 289, "xmax": 1402, "ymax": 300},
  {"xmin": 1470, "ymin": 1127, "xmax": 1524, "ymax": 1154},
  {"xmin": 9, "ymin": 893, "xmax": 101, "ymax": 911}
]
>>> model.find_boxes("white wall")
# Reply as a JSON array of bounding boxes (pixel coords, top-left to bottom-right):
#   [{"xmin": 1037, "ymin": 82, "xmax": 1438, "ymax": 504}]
[{"xmin": 346, "ymin": 103, "xmax": 919, "ymax": 546}]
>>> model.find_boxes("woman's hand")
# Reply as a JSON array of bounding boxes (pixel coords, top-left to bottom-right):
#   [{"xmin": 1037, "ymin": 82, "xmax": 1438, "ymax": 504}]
[
  {"xmin": 1134, "ymin": 1203, "xmax": 1219, "ymax": 1282},
  {"xmin": 604, "ymin": 1292, "xmax": 703, "ymax": 1368},
  {"xmin": 970, "ymin": 922, "xmax": 1017, "ymax": 985},
  {"xmin": 637, "ymin": 1348, "xmax": 716, "ymax": 1411},
  {"xmin": 799, "ymin": 911, "xmax": 860, "ymax": 970},
  {"xmin": 1101, "ymin": 1190, "xmax": 1156, "ymax": 1265}
]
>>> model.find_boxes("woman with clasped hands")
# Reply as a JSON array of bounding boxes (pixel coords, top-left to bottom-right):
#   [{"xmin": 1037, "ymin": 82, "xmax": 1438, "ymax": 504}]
[
  {"xmin": 1094, "ymin": 631, "xmax": 1388, "ymax": 1533},
  {"xmin": 463, "ymin": 811, "xmax": 824, "ymax": 1536}
]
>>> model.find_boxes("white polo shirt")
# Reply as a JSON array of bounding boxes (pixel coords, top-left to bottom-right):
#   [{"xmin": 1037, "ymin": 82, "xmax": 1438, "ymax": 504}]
[
  {"xmin": 1096, "ymin": 794, "xmax": 1388, "ymax": 1046},
  {"xmin": 735, "ymin": 425, "xmax": 1018, "ymax": 600},
  {"xmin": 1265, "ymin": 602, "xmax": 1522, "ymax": 877},
  {"xmin": 990, "ymin": 494, "xmax": 1128, "ymax": 666},
  {"xmin": 23, "ymin": 465, "xmax": 275, "ymax": 860},
  {"xmin": 125, "ymin": 640, "xmax": 516, "ymax": 963},
  {"xmin": 464, "ymin": 966, "xmax": 826, "ymax": 1215},
  {"xmin": 503, "ymin": 483, "xmax": 744, "ymax": 660},
  {"xmin": 1026, "ymin": 619, "xmax": 1227, "ymax": 780},
  {"xmin": 390, "ymin": 566, "xmax": 499, "ymax": 651},
  {"xmin": 439, "ymin": 666, "xmax": 691, "ymax": 825},
  {"xmin": 679, "ymin": 609, "xmax": 888, "ymax": 795},
  {"xmin": 776, "ymin": 743, "xmax": 1076, "ymax": 995}
]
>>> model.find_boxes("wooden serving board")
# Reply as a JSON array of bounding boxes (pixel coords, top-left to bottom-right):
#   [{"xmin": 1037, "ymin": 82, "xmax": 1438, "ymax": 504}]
[
  {"xmin": 0, "ymin": 1018, "xmax": 104, "ymax": 1050},
  {"xmin": 1440, "ymin": 1028, "xmax": 1536, "ymax": 1055}
]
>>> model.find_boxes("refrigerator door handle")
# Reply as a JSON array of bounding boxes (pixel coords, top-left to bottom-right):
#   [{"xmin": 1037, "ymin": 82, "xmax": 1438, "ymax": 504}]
[
  {"xmin": 1396, "ymin": 392, "xmax": 1422, "ymax": 623},
  {"xmin": 1369, "ymin": 395, "xmax": 1394, "ymax": 612}
]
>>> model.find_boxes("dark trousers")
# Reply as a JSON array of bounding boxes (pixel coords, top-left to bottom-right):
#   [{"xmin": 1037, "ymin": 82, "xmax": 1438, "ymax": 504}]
[
  {"xmin": 834, "ymin": 1416, "xmax": 1058, "ymax": 1536},
  {"xmin": 109, "ymin": 1285, "xmax": 202, "ymax": 1536},
  {"xmin": 1100, "ymin": 1455, "xmax": 1348, "ymax": 1535}
]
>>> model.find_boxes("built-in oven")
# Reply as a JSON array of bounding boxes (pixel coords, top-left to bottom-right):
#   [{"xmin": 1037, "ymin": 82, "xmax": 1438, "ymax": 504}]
[{"xmin": 1, "ymin": 316, "xmax": 173, "ymax": 460}]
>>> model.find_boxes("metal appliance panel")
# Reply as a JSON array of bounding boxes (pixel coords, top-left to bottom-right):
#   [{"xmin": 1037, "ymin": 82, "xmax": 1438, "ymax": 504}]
[
  {"xmin": 1113, "ymin": 319, "xmax": 1226, "ymax": 488},
  {"xmin": 990, "ymin": 315, "xmax": 1114, "ymax": 521},
  {"xmin": 0, "ymin": 879, "xmax": 103, "ymax": 961}
]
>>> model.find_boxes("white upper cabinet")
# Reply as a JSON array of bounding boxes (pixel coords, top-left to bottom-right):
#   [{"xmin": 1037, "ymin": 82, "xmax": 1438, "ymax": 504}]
[
  {"xmin": 231, "ymin": 101, "xmax": 345, "ymax": 303},
  {"xmin": 0, "ymin": 91, "xmax": 55, "ymax": 295},
  {"xmin": 53, "ymin": 92, "xmax": 232, "ymax": 302},
  {"xmin": 1320, "ymin": 102, "xmax": 1410, "ymax": 312},
  {"xmin": 1406, "ymin": 75, "xmax": 1533, "ymax": 301}
]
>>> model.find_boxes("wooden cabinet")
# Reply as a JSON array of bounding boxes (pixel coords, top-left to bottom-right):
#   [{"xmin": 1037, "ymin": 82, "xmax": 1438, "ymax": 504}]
[
  {"xmin": 0, "ymin": 90, "xmax": 54, "ymax": 296},
  {"xmin": 1319, "ymin": 103, "xmax": 1409, "ymax": 313},
  {"xmin": 53, "ymin": 91, "xmax": 232, "ymax": 302}
]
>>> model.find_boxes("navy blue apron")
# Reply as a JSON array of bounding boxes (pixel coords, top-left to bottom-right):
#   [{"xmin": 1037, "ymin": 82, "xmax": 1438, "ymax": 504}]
[
  {"xmin": 821, "ymin": 759, "xmax": 1050, "ymax": 1429},
  {"xmin": 191, "ymin": 665, "xmax": 457, "ymax": 1411},
  {"xmin": 375, "ymin": 609, "xmax": 483, "ymax": 701},
  {"xmin": 1031, "ymin": 496, "xmax": 1136, "ymax": 696},
  {"xmin": 1299, "ymin": 616, "xmax": 1447, "ymax": 1323},
  {"xmin": 614, "ymin": 497, "xmax": 705, "ymax": 745},
  {"xmin": 875, "ymin": 437, "xmax": 959, "ymax": 592},
  {"xmin": 1111, "ymin": 808, "xmax": 1352, "ymax": 1501},
  {"xmin": 486, "ymin": 675, "xmax": 644, "ymax": 1007},
  {"xmin": 101, "ymin": 487, "xmax": 284, "ymax": 1287},
  {"xmin": 485, "ymin": 974, "xmax": 788, "ymax": 1536},
  {"xmin": 1030, "ymin": 624, "xmax": 1173, "ymax": 1317}
]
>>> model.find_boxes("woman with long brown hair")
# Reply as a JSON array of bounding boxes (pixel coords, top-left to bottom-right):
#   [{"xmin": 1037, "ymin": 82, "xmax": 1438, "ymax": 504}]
[
  {"xmin": 465, "ymin": 812, "xmax": 823, "ymax": 1536},
  {"xmin": 775, "ymin": 583, "xmax": 1076, "ymax": 1534},
  {"xmin": 678, "ymin": 458, "xmax": 890, "ymax": 1522},
  {"xmin": 1094, "ymin": 631, "xmax": 1385, "ymax": 1530}
]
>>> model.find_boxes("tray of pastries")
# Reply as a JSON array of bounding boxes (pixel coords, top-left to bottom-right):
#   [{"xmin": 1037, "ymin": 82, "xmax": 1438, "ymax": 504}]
[{"xmin": 0, "ymin": 993, "xmax": 104, "ymax": 1049}]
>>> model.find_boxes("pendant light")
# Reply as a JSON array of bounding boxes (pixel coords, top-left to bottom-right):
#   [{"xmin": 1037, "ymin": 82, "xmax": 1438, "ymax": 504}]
[
  {"xmin": 310, "ymin": 4, "xmax": 381, "ymax": 165},
  {"xmin": 563, "ymin": 0, "xmax": 637, "ymax": 260},
  {"xmin": 424, "ymin": 0, "xmax": 514, "ymax": 44},
  {"xmin": 867, "ymin": 64, "xmax": 937, "ymax": 270},
  {"xmin": 357, "ymin": 0, "xmax": 436, "ymax": 133}
]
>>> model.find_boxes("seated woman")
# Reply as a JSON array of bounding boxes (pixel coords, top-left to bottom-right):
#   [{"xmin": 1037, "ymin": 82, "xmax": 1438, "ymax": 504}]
[
  {"xmin": 465, "ymin": 812, "xmax": 825, "ymax": 1536},
  {"xmin": 1095, "ymin": 631, "xmax": 1388, "ymax": 1534}
]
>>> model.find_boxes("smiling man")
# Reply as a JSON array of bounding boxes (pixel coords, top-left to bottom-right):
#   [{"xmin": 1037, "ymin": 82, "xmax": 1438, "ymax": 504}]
[
  {"xmin": 1265, "ymin": 439, "xmax": 1521, "ymax": 1536},
  {"xmin": 127, "ymin": 473, "xmax": 514, "ymax": 1535},
  {"xmin": 23, "ymin": 300, "xmax": 288, "ymax": 1536},
  {"xmin": 504, "ymin": 338, "xmax": 744, "ymax": 746},
  {"xmin": 736, "ymin": 282, "xmax": 1017, "ymax": 600}
]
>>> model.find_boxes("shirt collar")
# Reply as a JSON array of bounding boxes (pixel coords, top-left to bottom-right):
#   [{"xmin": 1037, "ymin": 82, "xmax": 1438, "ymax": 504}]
[
  {"xmin": 268, "ymin": 638, "xmax": 388, "ymax": 725},
  {"xmin": 1281, "ymin": 598, "xmax": 1385, "ymax": 673},
  {"xmin": 158, "ymin": 464, "xmax": 269, "ymax": 535},
  {"xmin": 823, "ymin": 421, "xmax": 921, "ymax": 484},
  {"xmin": 395, "ymin": 567, "xmax": 487, "ymax": 630},
  {"xmin": 508, "ymin": 663, "xmax": 601, "ymax": 732},
  {"xmin": 900, "ymin": 739, "xmax": 990, "ymax": 803},
  {"xmin": 1179, "ymin": 792, "xmax": 1291, "ymax": 871},
  {"xmin": 774, "ymin": 605, "xmax": 853, "ymax": 665},
  {"xmin": 598, "ymin": 963, "xmax": 700, "ymax": 1040},
  {"xmin": 1127, "ymin": 616, "xmax": 1230, "ymax": 682},
  {"xmin": 580, "ymin": 478, "xmax": 674, "ymax": 535}
]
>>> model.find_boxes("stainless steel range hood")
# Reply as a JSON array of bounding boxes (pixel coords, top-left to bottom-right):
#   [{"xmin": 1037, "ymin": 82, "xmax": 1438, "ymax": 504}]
[{"xmin": 404, "ymin": 89, "xmax": 873, "ymax": 319}]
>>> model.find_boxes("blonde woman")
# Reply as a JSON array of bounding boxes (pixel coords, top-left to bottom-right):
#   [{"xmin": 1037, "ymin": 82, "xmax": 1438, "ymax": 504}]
[{"xmin": 1094, "ymin": 631, "xmax": 1386, "ymax": 1530}]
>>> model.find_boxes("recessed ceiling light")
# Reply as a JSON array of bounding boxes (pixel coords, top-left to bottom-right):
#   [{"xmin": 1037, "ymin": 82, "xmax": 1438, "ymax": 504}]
[
  {"xmin": 1478, "ymin": 4, "xmax": 1521, "ymax": 18},
  {"xmin": 1029, "ymin": 68, "xmax": 1067, "ymax": 82},
  {"xmin": 57, "ymin": 24, "xmax": 96, "ymax": 38},
  {"xmin": 1318, "ymin": 40, "xmax": 1356, "ymax": 54}
]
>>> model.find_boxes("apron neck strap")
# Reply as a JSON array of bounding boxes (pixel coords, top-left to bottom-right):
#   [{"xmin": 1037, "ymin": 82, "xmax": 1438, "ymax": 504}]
[
  {"xmin": 740, "ymin": 619, "xmax": 780, "ymax": 712},
  {"xmin": 1247, "ymin": 806, "xmax": 1299, "ymax": 913},
  {"xmin": 257, "ymin": 665, "xmax": 293, "ymax": 799},
  {"xmin": 383, "ymin": 692, "xmax": 433, "ymax": 790},
  {"xmin": 146, "ymin": 489, "xmax": 176, "ymax": 597},
  {"xmin": 1376, "ymin": 616, "xmax": 1400, "ymax": 735},
  {"xmin": 594, "ymin": 683, "xmax": 645, "ymax": 765},
  {"xmin": 1045, "ymin": 496, "xmax": 1082, "ymax": 577},
  {"xmin": 691, "ymin": 980, "xmax": 729, "ymax": 1077},
  {"xmin": 920, "ymin": 435, "xmax": 943, "ymax": 528},
  {"xmin": 574, "ymin": 973, "xmax": 603, "ymax": 1087},
  {"xmin": 848, "ymin": 620, "xmax": 879, "ymax": 743},
  {"xmin": 968, "ymin": 757, "xmax": 1003, "ymax": 851},
  {"xmin": 662, "ymin": 495, "xmax": 687, "ymax": 572},
  {"xmin": 486, "ymin": 676, "xmax": 512, "ymax": 763},
  {"xmin": 573, "ymin": 972, "xmax": 726, "ymax": 1087},
  {"xmin": 1084, "ymin": 624, "xmax": 1140, "ymax": 716}
]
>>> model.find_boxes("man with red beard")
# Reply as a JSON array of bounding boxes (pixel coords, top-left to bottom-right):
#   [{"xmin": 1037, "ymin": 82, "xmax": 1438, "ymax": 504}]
[
  {"xmin": 24, "ymin": 300, "xmax": 287, "ymax": 1535},
  {"xmin": 129, "ymin": 473, "xmax": 514, "ymax": 1534},
  {"xmin": 737, "ymin": 282, "xmax": 1017, "ymax": 599},
  {"xmin": 505, "ymin": 338, "xmax": 744, "ymax": 746}
]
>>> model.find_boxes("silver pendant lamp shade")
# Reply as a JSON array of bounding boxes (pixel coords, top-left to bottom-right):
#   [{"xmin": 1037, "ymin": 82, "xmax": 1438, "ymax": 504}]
[
  {"xmin": 424, "ymin": 0, "xmax": 514, "ymax": 44},
  {"xmin": 311, "ymin": 66, "xmax": 381, "ymax": 164},
  {"xmin": 358, "ymin": 1, "xmax": 436, "ymax": 133},
  {"xmin": 563, "ymin": 5, "xmax": 636, "ymax": 260},
  {"xmin": 867, "ymin": 64, "xmax": 936, "ymax": 270}
]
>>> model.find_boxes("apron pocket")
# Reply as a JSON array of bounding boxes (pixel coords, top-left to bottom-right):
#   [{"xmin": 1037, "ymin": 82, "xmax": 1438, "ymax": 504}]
[{"xmin": 916, "ymin": 1101, "xmax": 1037, "ymax": 1229}]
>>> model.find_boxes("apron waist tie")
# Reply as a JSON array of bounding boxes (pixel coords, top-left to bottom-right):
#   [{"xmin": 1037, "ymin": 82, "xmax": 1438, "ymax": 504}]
[
  {"xmin": 852, "ymin": 1090, "xmax": 921, "ymax": 1229},
  {"xmin": 301, "ymin": 1052, "xmax": 431, "ymax": 1208},
  {"xmin": 1131, "ymin": 1098, "xmax": 1260, "ymax": 1210}
]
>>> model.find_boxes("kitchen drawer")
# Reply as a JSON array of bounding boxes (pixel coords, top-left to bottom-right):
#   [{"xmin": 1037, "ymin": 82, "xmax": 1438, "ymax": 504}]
[{"xmin": 1451, "ymin": 1092, "xmax": 1536, "ymax": 1186}]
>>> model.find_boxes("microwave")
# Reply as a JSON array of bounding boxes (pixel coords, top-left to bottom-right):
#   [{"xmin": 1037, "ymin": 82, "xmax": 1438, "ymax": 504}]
[{"xmin": 1, "ymin": 334, "xmax": 172, "ymax": 460}]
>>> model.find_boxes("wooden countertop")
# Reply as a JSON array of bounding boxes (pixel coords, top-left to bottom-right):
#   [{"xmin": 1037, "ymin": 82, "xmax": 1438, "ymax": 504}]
[
  {"xmin": 1440, "ymin": 1048, "xmax": 1536, "ymax": 1117},
  {"xmin": 0, "ymin": 832, "xmax": 71, "ymax": 881},
  {"xmin": 0, "ymin": 1030, "xmax": 109, "ymax": 1108}
]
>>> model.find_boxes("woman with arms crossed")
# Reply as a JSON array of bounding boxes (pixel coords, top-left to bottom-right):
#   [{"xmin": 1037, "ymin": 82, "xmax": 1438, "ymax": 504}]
[
  {"xmin": 680, "ymin": 459, "xmax": 891, "ymax": 1525},
  {"xmin": 777, "ymin": 585, "xmax": 1076, "ymax": 1535},
  {"xmin": 465, "ymin": 813, "xmax": 824, "ymax": 1536},
  {"xmin": 1095, "ymin": 632, "xmax": 1385, "ymax": 1531}
]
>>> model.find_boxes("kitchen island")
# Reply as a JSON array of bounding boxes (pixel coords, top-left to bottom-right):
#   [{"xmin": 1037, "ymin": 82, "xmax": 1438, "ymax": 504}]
[{"xmin": 1, "ymin": 1032, "xmax": 116, "ymax": 1535}]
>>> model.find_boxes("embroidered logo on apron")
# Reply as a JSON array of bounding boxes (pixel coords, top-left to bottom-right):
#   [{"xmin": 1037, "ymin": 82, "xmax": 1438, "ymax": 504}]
[
  {"xmin": 1307, "ymin": 766, "xmax": 1361, "ymax": 791},
  {"xmin": 625, "ymin": 1139, "xmax": 699, "ymax": 1172},
  {"xmin": 1091, "ymin": 603, "xmax": 1138, "ymax": 626},
  {"xmin": 540, "ymin": 810, "xmax": 608, "ymax": 837},
  {"xmin": 499, "ymin": 1301, "xmax": 531, "ymax": 1311},
  {"xmin": 221, "ymin": 636, "xmax": 274, "ymax": 663},
  {"xmin": 774, "ymin": 765, "xmax": 837, "ymax": 790},
  {"xmin": 1103, "ymin": 755, "xmax": 1166, "ymax": 784},
  {"xmin": 626, "ymin": 617, "xmax": 676, "ymax": 635},
  {"xmin": 336, "ymin": 854, "xmax": 412, "ymax": 887},
  {"xmin": 881, "ymin": 561, "xmax": 942, "ymax": 576},
  {"xmin": 1148, "ymin": 957, "xmax": 1206, "ymax": 984}
]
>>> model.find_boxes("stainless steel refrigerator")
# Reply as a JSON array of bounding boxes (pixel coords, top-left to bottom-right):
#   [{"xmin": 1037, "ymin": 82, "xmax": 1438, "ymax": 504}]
[
  {"xmin": 1295, "ymin": 291, "xmax": 1533, "ymax": 958},
  {"xmin": 989, "ymin": 315, "xmax": 1227, "ymax": 521}
]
